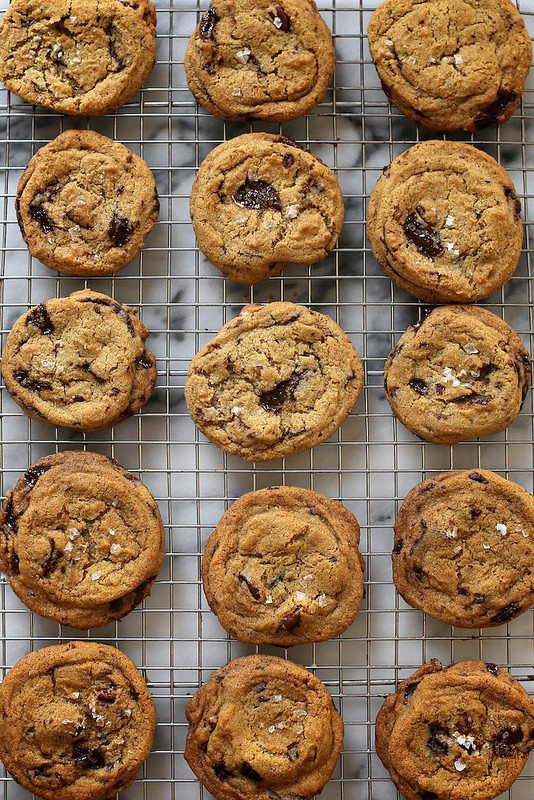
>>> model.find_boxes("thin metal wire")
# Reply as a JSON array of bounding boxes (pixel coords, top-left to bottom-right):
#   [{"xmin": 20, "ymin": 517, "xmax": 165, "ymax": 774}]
[{"xmin": 0, "ymin": 1, "xmax": 533, "ymax": 798}]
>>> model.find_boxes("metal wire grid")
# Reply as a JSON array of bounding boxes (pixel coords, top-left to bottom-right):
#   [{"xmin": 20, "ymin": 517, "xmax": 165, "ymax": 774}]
[{"xmin": 0, "ymin": 1, "xmax": 532, "ymax": 797}]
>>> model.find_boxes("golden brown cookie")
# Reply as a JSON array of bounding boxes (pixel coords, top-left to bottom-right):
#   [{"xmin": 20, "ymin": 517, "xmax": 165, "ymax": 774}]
[
  {"xmin": 368, "ymin": 141, "xmax": 523, "ymax": 303},
  {"xmin": 1, "ymin": 290, "xmax": 157, "ymax": 431},
  {"xmin": 185, "ymin": 0, "xmax": 335, "ymax": 121},
  {"xmin": 393, "ymin": 470, "xmax": 534, "ymax": 628},
  {"xmin": 0, "ymin": 451, "xmax": 165, "ymax": 629},
  {"xmin": 383, "ymin": 305, "xmax": 531, "ymax": 444},
  {"xmin": 185, "ymin": 654, "xmax": 343, "ymax": 800},
  {"xmin": 0, "ymin": 641, "xmax": 156, "ymax": 800},
  {"xmin": 368, "ymin": 0, "xmax": 532, "ymax": 132},
  {"xmin": 0, "ymin": 0, "xmax": 156, "ymax": 115},
  {"xmin": 185, "ymin": 301, "xmax": 364, "ymax": 461},
  {"xmin": 190, "ymin": 133, "xmax": 344, "ymax": 284},
  {"xmin": 202, "ymin": 486, "xmax": 365, "ymax": 645},
  {"xmin": 16, "ymin": 130, "xmax": 159, "ymax": 277},
  {"xmin": 376, "ymin": 659, "xmax": 534, "ymax": 800}
]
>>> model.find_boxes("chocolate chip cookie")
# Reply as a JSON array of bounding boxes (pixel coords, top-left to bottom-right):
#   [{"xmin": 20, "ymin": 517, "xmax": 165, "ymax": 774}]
[
  {"xmin": 185, "ymin": 654, "xmax": 343, "ymax": 800},
  {"xmin": 16, "ymin": 130, "xmax": 159, "ymax": 277},
  {"xmin": 376, "ymin": 659, "xmax": 534, "ymax": 800},
  {"xmin": 384, "ymin": 305, "xmax": 531, "ymax": 444},
  {"xmin": 185, "ymin": 0, "xmax": 335, "ymax": 121},
  {"xmin": 393, "ymin": 470, "xmax": 534, "ymax": 628},
  {"xmin": 185, "ymin": 302, "xmax": 363, "ymax": 461},
  {"xmin": 0, "ymin": 451, "xmax": 165, "ymax": 629},
  {"xmin": 368, "ymin": 0, "xmax": 532, "ymax": 131},
  {"xmin": 0, "ymin": 641, "xmax": 155, "ymax": 800},
  {"xmin": 368, "ymin": 141, "xmax": 523, "ymax": 303},
  {"xmin": 0, "ymin": 0, "xmax": 156, "ymax": 115},
  {"xmin": 1, "ymin": 290, "xmax": 157, "ymax": 431},
  {"xmin": 190, "ymin": 133, "xmax": 344, "ymax": 284},
  {"xmin": 202, "ymin": 486, "xmax": 365, "ymax": 645}
]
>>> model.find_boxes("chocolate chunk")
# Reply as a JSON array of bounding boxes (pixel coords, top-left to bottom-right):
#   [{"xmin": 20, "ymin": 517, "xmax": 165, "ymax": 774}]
[
  {"xmin": 486, "ymin": 662, "xmax": 500, "ymax": 676},
  {"xmin": 136, "ymin": 351, "xmax": 153, "ymax": 369},
  {"xmin": 468, "ymin": 472, "xmax": 488, "ymax": 484},
  {"xmin": 458, "ymin": 587, "xmax": 468, "ymax": 595},
  {"xmin": 29, "ymin": 203, "xmax": 54, "ymax": 233},
  {"xmin": 27, "ymin": 303, "xmax": 54, "ymax": 335},
  {"xmin": 421, "ymin": 794, "xmax": 439, "ymax": 800},
  {"xmin": 493, "ymin": 726, "xmax": 523, "ymax": 757},
  {"xmin": 238, "ymin": 573, "xmax": 260, "ymax": 600},
  {"xmin": 97, "ymin": 689, "xmax": 116, "ymax": 704},
  {"xmin": 281, "ymin": 608, "xmax": 301, "ymax": 631},
  {"xmin": 474, "ymin": 91, "xmax": 517, "ymax": 129},
  {"xmin": 274, "ymin": 136, "xmax": 308, "ymax": 152},
  {"xmin": 72, "ymin": 742, "xmax": 106, "ymax": 769},
  {"xmin": 403, "ymin": 679, "xmax": 420, "ymax": 699},
  {"xmin": 214, "ymin": 762, "xmax": 232, "ymax": 781},
  {"xmin": 109, "ymin": 213, "xmax": 134, "ymax": 247},
  {"xmin": 23, "ymin": 464, "xmax": 50, "ymax": 488},
  {"xmin": 200, "ymin": 6, "xmax": 219, "ymax": 39},
  {"xmin": 408, "ymin": 378, "xmax": 429, "ymax": 395},
  {"xmin": 240, "ymin": 761, "xmax": 262, "ymax": 781},
  {"xmin": 282, "ymin": 152, "xmax": 294, "ymax": 168},
  {"xmin": 42, "ymin": 541, "xmax": 61, "ymax": 577},
  {"xmin": 392, "ymin": 539, "xmax": 403, "ymax": 554},
  {"xmin": 10, "ymin": 551, "xmax": 19, "ymax": 574},
  {"xmin": 13, "ymin": 370, "xmax": 52, "ymax": 392},
  {"xmin": 469, "ymin": 505, "xmax": 481, "ymax": 520},
  {"xmin": 491, "ymin": 601, "xmax": 521, "ymax": 624},
  {"xmin": 3, "ymin": 496, "xmax": 17, "ymax": 534},
  {"xmin": 427, "ymin": 723, "xmax": 450, "ymax": 755},
  {"xmin": 403, "ymin": 207, "xmax": 443, "ymax": 259},
  {"xmin": 232, "ymin": 179, "xmax": 281, "ymax": 212},
  {"xmin": 260, "ymin": 373, "xmax": 300, "ymax": 413},
  {"xmin": 268, "ymin": 6, "xmax": 290, "ymax": 31},
  {"xmin": 414, "ymin": 569, "xmax": 425, "ymax": 581},
  {"xmin": 504, "ymin": 185, "xmax": 522, "ymax": 221}
]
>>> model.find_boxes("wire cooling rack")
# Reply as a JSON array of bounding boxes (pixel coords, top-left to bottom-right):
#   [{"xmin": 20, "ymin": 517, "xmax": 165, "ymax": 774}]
[{"xmin": 0, "ymin": 1, "xmax": 534, "ymax": 798}]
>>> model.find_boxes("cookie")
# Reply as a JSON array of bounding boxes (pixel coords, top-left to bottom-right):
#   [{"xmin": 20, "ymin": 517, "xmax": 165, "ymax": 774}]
[
  {"xmin": 0, "ymin": 451, "xmax": 164, "ymax": 629},
  {"xmin": 184, "ymin": 0, "xmax": 334, "ymax": 121},
  {"xmin": 185, "ymin": 654, "xmax": 343, "ymax": 800},
  {"xmin": 383, "ymin": 305, "xmax": 530, "ymax": 444},
  {"xmin": 393, "ymin": 470, "xmax": 534, "ymax": 628},
  {"xmin": 1, "ymin": 290, "xmax": 157, "ymax": 431},
  {"xmin": 0, "ymin": 0, "xmax": 156, "ymax": 116},
  {"xmin": 185, "ymin": 301, "xmax": 363, "ymax": 461},
  {"xmin": 190, "ymin": 133, "xmax": 344, "ymax": 284},
  {"xmin": 375, "ymin": 659, "xmax": 534, "ymax": 800},
  {"xmin": 368, "ymin": 0, "xmax": 532, "ymax": 132},
  {"xmin": 368, "ymin": 141, "xmax": 523, "ymax": 303},
  {"xmin": 0, "ymin": 641, "xmax": 155, "ymax": 800},
  {"xmin": 202, "ymin": 486, "xmax": 365, "ymax": 645},
  {"xmin": 16, "ymin": 130, "xmax": 159, "ymax": 277}
]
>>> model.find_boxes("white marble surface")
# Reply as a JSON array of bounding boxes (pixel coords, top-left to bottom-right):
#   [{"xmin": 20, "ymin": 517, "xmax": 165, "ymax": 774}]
[{"xmin": 0, "ymin": 1, "xmax": 534, "ymax": 798}]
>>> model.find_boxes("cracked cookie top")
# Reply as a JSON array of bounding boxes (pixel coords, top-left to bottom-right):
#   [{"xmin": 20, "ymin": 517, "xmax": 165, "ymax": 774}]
[
  {"xmin": 368, "ymin": 0, "xmax": 532, "ymax": 132},
  {"xmin": 185, "ymin": 301, "xmax": 363, "ymax": 461},
  {"xmin": 368, "ymin": 141, "xmax": 523, "ymax": 303},
  {"xmin": 190, "ymin": 133, "xmax": 344, "ymax": 284},
  {"xmin": 1, "ymin": 289, "xmax": 157, "ymax": 431},
  {"xmin": 184, "ymin": 0, "xmax": 334, "ymax": 121},
  {"xmin": 0, "ymin": 0, "xmax": 156, "ymax": 115},
  {"xmin": 376, "ymin": 659, "xmax": 534, "ymax": 800},
  {"xmin": 16, "ymin": 130, "xmax": 159, "ymax": 277},
  {"xmin": 0, "ymin": 451, "xmax": 165, "ymax": 629},
  {"xmin": 185, "ymin": 654, "xmax": 343, "ymax": 800},
  {"xmin": 384, "ymin": 305, "xmax": 531, "ymax": 444},
  {"xmin": 202, "ymin": 486, "xmax": 365, "ymax": 645},
  {"xmin": 0, "ymin": 641, "xmax": 155, "ymax": 800},
  {"xmin": 393, "ymin": 470, "xmax": 534, "ymax": 628}
]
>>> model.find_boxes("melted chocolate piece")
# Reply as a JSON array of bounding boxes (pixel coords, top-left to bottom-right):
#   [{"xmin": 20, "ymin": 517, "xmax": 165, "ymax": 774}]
[
  {"xmin": 13, "ymin": 370, "xmax": 52, "ymax": 392},
  {"xmin": 240, "ymin": 761, "xmax": 262, "ymax": 781},
  {"xmin": 136, "ymin": 351, "xmax": 153, "ymax": 369},
  {"xmin": 414, "ymin": 568, "xmax": 425, "ymax": 581},
  {"xmin": 403, "ymin": 679, "xmax": 420, "ymax": 699},
  {"xmin": 238, "ymin": 573, "xmax": 260, "ymax": 600},
  {"xmin": 474, "ymin": 91, "xmax": 517, "ymax": 130},
  {"xmin": 408, "ymin": 377, "xmax": 429, "ymax": 395},
  {"xmin": 232, "ymin": 179, "xmax": 281, "ymax": 212},
  {"xmin": 491, "ymin": 601, "xmax": 521, "ymax": 624},
  {"xmin": 72, "ymin": 742, "xmax": 106, "ymax": 770},
  {"xmin": 504, "ymin": 185, "xmax": 522, "ymax": 221},
  {"xmin": 282, "ymin": 152, "xmax": 294, "ymax": 168},
  {"xmin": 97, "ymin": 689, "xmax": 116, "ymax": 704},
  {"xmin": 260, "ymin": 373, "xmax": 300, "ymax": 413},
  {"xmin": 268, "ymin": 6, "xmax": 290, "ymax": 31},
  {"xmin": 468, "ymin": 472, "xmax": 488, "ymax": 484},
  {"xmin": 23, "ymin": 464, "xmax": 50, "ymax": 488},
  {"xmin": 214, "ymin": 762, "xmax": 232, "ymax": 781},
  {"xmin": 403, "ymin": 207, "xmax": 444, "ymax": 259},
  {"xmin": 200, "ymin": 6, "xmax": 218, "ymax": 39},
  {"xmin": 421, "ymin": 794, "xmax": 439, "ymax": 800},
  {"xmin": 3, "ymin": 496, "xmax": 17, "ymax": 533},
  {"xmin": 42, "ymin": 541, "xmax": 61, "ymax": 577},
  {"xmin": 469, "ymin": 505, "xmax": 481, "ymax": 520},
  {"xmin": 29, "ymin": 204, "xmax": 54, "ymax": 234},
  {"xmin": 486, "ymin": 662, "xmax": 500, "ymax": 676},
  {"xmin": 427, "ymin": 723, "xmax": 450, "ymax": 755},
  {"xmin": 27, "ymin": 303, "xmax": 54, "ymax": 335},
  {"xmin": 274, "ymin": 136, "xmax": 308, "ymax": 152},
  {"xmin": 493, "ymin": 726, "xmax": 523, "ymax": 758},
  {"xmin": 392, "ymin": 539, "xmax": 403, "ymax": 554},
  {"xmin": 109, "ymin": 213, "xmax": 134, "ymax": 247},
  {"xmin": 281, "ymin": 608, "xmax": 301, "ymax": 631},
  {"xmin": 10, "ymin": 551, "xmax": 19, "ymax": 574}
]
